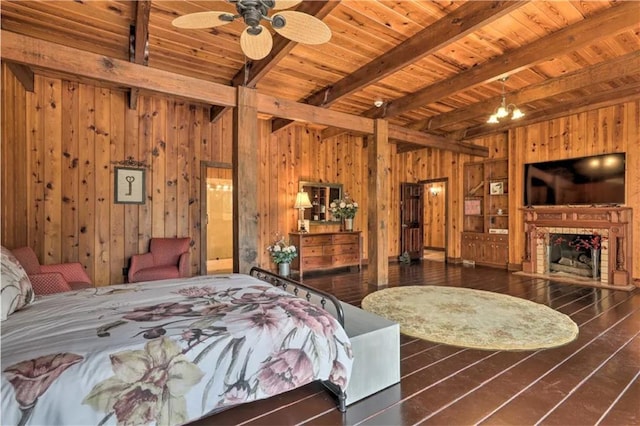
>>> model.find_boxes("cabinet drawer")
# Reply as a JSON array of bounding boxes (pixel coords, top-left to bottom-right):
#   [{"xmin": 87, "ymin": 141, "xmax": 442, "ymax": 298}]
[
  {"xmin": 302, "ymin": 256, "xmax": 332, "ymax": 269},
  {"xmin": 301, "ymin": 235, "xmax": 333, "ymax": 246},
  {"xmin": 323, "ymin": 243, "xmax": 358, "ymax": 256},
  {"xmin": 332, "ymin": 234, "xmax": 359, "ymax": 244}
]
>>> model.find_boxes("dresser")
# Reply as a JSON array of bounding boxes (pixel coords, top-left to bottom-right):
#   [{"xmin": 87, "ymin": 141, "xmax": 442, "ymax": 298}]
[{"xmin": 290, "ymin": 231, "xmax": 362, "ymax": 278}]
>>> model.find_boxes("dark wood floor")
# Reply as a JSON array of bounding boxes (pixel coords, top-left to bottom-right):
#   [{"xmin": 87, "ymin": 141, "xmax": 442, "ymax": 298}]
[{"xmin": 194, "ymin": 261, "xmax": 640, "ymax": 426}]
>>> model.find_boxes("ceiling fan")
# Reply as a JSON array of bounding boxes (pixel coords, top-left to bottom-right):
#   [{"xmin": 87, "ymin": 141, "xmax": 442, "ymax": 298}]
[{"xmin": 172, "ymin": 0, "xmax": 332, "ymax": 60}]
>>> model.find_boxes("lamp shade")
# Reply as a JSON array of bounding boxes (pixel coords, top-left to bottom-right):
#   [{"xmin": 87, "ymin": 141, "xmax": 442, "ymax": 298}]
[{"xmin": 294, "ymin": 191, "xmax": 313, "ymax": 209}]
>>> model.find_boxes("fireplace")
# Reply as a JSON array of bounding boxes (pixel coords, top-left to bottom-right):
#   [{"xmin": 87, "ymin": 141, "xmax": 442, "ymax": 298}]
[{"xmin": 522, "ymin": 206, "xmax": 634, "ymax": 290}]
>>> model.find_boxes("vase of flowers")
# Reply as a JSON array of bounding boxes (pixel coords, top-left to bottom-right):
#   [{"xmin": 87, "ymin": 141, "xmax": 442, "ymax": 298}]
[
  {"xmin": 329, "ymin": 195, "xmax": 358, "ymax": 232},
  {"xmin": 266, "ymin": 236, "xmax": 297, "ymax": 277}
]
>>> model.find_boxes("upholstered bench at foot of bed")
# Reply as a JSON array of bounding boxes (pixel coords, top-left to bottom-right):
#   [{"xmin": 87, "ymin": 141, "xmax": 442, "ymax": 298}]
[{"xmin": 339, "ymin": 302, "xmax": 400, "ymax": 406}]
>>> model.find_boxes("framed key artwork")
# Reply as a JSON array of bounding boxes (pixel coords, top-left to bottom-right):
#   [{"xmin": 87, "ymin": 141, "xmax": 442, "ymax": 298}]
[{"xmin": 114, "ymin": 167, "xmax": 146, "ymax": 204}]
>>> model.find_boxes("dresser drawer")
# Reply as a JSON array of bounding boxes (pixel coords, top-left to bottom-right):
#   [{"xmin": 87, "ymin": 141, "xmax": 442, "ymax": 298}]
[
  {"xmin": 332, "ymin": 233, "xmax": 359, "ymax": 244},
  {"xmin": 323, "ymin": 243, "xmax": 358, "ymax": 256},
  {"xmin": 331, "ymin": 254, "xmax": 360, "ymax": 267},
  {"xmin": 301, "ymin": 235, "xmax": 333, "ymax": 246},
  {"xmin": 302, "ymin": 255, "xmax": 332, "ymax": 269}
]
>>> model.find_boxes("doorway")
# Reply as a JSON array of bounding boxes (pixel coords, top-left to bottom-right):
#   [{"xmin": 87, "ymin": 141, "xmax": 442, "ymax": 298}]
[
  {"xmin": 200, "ymin": 162, "xmax": 233, "ymax": 274},
  {"xmin": 421, "ymin": 178, "xmax": 448, "ymax": 262}
]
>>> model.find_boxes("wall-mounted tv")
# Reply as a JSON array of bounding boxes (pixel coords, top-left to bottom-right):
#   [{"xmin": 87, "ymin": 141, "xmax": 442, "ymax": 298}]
[{"xmin": 524, "ymin": 153, "xmax": 625, "ymax": 206}]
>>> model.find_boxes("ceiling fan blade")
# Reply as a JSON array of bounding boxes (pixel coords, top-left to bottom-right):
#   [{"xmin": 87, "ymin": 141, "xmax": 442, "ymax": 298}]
[
  {"xmin": 240, "ymin": 26, "xmax": 273, "ymax": 60},
  {"xmin": 272, "ymin": 11, "xmax": 331, "ymax": 45},
  {"xmin": 172, "ymin": 11, "xmax": 233, "ymax": 29},
  {"xmin": 272, "ymin": 0, "xmax": 303, "ymax": 10}
]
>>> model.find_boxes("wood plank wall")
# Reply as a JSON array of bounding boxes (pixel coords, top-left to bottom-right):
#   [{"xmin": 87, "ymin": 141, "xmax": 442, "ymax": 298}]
[
  {"xmin": 1, "ymin": 66, "xmax": 235, "ymax": 285},
  {"xmin": 3, "ymin": 66, "xmax": 639, "ymax": 284}
]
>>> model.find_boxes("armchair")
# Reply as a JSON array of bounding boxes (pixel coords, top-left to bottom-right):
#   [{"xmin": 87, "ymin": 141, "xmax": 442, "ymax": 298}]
[
  {"xmin": 128, "ymin": 237, "xmax": 191, "ymax": 283},
  {"xmin": 11, "ymin": 246, "xmax": 93, "ymax": 295}
]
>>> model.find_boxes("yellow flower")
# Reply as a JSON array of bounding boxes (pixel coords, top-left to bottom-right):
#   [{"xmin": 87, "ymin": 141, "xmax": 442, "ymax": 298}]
[{"xmin": 83, "ymin": 337, "xmax": 204, "ymax": 426}]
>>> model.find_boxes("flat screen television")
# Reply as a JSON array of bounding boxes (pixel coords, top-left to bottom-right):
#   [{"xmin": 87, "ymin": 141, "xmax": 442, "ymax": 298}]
[{"xmin": 524, "ymin": 153, "xmax": 625, "ymax": 206}]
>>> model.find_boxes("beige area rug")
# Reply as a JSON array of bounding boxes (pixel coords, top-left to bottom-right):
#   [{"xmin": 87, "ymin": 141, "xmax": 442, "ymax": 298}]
[{"xmin": 361, "ymin": 286, "xmax": 579, "ymax": 351}]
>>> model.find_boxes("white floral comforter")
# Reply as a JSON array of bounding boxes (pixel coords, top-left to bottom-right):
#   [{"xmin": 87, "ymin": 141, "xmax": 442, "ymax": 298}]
[{"xmin": 1, "ymin": 274, "xmax": 353, "ymax": 425}]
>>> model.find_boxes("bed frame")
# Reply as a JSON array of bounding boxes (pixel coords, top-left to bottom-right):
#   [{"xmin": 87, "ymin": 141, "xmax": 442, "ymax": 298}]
[{"xmin": 249, "ymin": 267, "xmax": 348, "ymax": 412}]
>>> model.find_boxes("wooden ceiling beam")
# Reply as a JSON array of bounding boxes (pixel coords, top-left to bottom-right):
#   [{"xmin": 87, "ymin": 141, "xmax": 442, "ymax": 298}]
[
  {"xmin": 0, "ymin": 31, "xmax": 379, "ymax": 134},
  {"xmin": 463, "ymin": 82, "xmax": 640, "ymax": 140},
  {"xmin": 207, "ymin": 1, "xmax": 340, "ymax": 123},
  {"xmin": 361, "ymin": 1, "xmax": 640, "ymax": 120},
  {"xmin": 128, "ymin": 0, "xmax": 151, "ymax": 110},
  {"xmin": 271, "ymin": 0, "xmax": 526, "ymax": 133},
  {"xmin": 1, "ymin": 30, "xmax": 237, "ymax": 108},
  {"xmin": 413, "ymin": 51, "xmax": 640, "ymax": 131},
  {"xmin": 388, "ymin": 125, "xmax": 488, "ymax": 157},
  {"xmin": 6, "ymin": 61, "xmax": 34, "ymax": 92}
]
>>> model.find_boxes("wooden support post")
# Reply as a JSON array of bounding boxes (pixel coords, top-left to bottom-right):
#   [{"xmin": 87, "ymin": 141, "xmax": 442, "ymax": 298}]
[
  {"xmin": 233, "ymin": 86, "xmax": 259, "ymax": 274},
  {"xmin": 367, "ymin": 119, "xmax": 390, "ymax": 286}
]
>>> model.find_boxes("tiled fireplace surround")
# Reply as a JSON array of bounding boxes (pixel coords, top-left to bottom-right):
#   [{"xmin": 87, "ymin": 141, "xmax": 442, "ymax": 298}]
[{"xmin": 522, "ymin": 207, "xmax": 634, "ymax": 290}]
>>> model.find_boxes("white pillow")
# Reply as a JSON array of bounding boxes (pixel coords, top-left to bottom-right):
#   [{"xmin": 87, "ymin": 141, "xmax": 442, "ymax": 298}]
[{"xmin": 1, "ymin": 246, "xmax": 35, "ymax": 320}]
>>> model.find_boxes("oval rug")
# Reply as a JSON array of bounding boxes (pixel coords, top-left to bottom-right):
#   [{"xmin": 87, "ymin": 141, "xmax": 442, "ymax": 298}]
[{"xmin": 361, "ymin": 286, "xmax": 579, "ymax": 351}]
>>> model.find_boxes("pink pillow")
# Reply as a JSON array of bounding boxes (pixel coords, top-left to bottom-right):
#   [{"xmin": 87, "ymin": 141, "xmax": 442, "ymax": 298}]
[{"xmin": 1, "ymin": 246, "xmax": 35, "ymax": 320}]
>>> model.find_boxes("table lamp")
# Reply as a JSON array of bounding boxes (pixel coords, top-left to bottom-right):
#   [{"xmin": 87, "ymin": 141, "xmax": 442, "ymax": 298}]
[{"xmin": 294, "ymin": 191, "xmax": 313, "ymax": 232}]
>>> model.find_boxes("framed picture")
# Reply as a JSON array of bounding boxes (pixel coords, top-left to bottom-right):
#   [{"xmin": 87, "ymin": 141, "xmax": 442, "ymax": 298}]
[
  {"xmin": 490, "ymin": 181, "xmax": 504, "ymax": 195},
  {"xmin": 464, "ymin": 199, "xmax": 482, "ymax": 215},
  {"xmin": 114, "ymin": 167, "xmax": 145, "ymax": 204}
]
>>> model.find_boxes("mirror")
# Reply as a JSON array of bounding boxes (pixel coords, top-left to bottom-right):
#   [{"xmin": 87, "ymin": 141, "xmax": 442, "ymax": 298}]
[{"xmin": 299, "ymin": 181, "xmax": 342, "ymax": 223}]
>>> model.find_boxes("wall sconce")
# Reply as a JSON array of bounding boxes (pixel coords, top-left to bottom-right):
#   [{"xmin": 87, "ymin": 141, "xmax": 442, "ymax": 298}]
[
  {"xmin": 430, "ymin": 186, "xmax": 441, "ymax": 197},
  {"xmin": 487, "ymin": 77, "xmax": 524, "ymax": 124},
  {"xmin": 294, "ymin": 191, "xmax": 313, "ymax": 233}
]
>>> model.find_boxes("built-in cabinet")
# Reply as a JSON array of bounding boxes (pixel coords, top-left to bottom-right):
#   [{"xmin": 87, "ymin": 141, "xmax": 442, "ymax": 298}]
[
  {"xmin": 290, "ymin": 231, "xmax": 361, "ymax": 278},
  {"xmin": 462, "ymin": 159, "xmax": 509, "ymax": 268}
]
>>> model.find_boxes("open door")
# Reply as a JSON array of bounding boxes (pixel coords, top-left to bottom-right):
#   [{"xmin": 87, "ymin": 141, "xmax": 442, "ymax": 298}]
[
  {"xmin": 400, "ymin": 182, "xmax": 424, "ymax": 261},
  {"xmin": 201, "ymin": 163, "xmax": 233, "ymax": 274}
]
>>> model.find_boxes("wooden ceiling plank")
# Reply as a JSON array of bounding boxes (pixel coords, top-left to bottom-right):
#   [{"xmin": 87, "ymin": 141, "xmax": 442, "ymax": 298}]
[
  {"xmin": 420, "ymin": 51, "xmax": 640, "ymax": 131},
  {"xmin": 463, "ymin": 81, "xmax": 640, "ymax": 140},
  {"xmin": 388, "ymin": 125, "xmax": 488, "ymax": 157},
  {"xmin": 369, "ymin": 1, "xmax": 639, "ymax": 120},
  {"xmin": 270, "ymin": 1, "xmax": 527, "ymax": 134}
]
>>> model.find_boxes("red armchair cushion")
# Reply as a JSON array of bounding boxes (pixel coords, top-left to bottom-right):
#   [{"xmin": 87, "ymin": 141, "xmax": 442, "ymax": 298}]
[
  {"xmin": 128, "ymin": 238, "xmax": 191, "ymax": 283},
  {"xmin": 150, "ymin": 238, "xmax": 191, "ymax": 266},
  {"xmin": 10, "ymin": 246, "xmax": 92, "ymax": 295}
]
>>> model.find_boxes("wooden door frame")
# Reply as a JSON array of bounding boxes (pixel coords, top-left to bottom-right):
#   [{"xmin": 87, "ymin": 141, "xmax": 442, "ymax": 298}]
[
  {"xmin": 418, "ymin": 177, "xmax": 449, "ymax": 262},
  {"xmin": 200, "ymin": 161, "xmax": 233, "ymax": 275}
]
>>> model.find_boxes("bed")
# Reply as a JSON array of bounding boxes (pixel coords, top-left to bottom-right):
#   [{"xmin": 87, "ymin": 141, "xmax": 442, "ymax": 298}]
[{"xmin": 0, "ymin": 267, "xmax": 353, "ymax": 426}]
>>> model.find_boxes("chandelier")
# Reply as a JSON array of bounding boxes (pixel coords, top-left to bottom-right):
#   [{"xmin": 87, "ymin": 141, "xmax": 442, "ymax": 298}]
[{"xmin": 487, "ymin": 77, "xmax": 525, "ymax": 124}]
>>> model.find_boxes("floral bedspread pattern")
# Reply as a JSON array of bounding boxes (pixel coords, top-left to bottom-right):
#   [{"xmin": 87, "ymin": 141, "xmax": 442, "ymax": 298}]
[{"xmin": 1, "ymin": 275, "xmax": 353, "ymax": 425}]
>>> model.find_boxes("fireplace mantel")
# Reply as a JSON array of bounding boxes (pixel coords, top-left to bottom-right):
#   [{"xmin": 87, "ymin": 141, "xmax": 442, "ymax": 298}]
[{"xmin": 522, "ymin": 206, "xmax": 635, "ymax": 290}]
